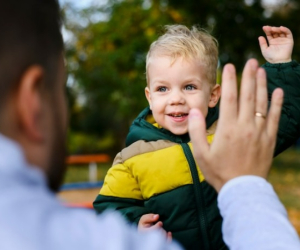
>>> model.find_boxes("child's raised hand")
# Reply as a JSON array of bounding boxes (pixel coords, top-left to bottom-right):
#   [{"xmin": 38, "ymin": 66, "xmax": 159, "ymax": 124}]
[
  {"xmin": 138, "ymin": 214, "xmax": 172, "ymax": 240},
  {"xmin": 258, "ymin": 26, "xmax": 293, "ymax": 64}
]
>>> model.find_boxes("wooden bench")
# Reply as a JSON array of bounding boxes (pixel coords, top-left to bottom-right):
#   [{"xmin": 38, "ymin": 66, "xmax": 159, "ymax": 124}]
[
  {"xmin": 65, "ymin": 154, "xmax": 111, "ymax": 182},
  {"xmin": 61, "ymin": 154, "xmax": 111, "ymax": 209}
]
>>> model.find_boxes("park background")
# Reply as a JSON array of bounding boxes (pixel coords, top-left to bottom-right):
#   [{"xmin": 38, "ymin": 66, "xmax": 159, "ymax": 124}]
[{"xmin": 58, "ymin": 0, "xmax": 300, "ymax": 234}]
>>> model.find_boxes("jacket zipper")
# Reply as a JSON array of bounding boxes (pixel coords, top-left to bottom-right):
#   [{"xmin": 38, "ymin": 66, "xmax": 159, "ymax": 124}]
[{"xmin": 181, "ymin": 143, "xmax": 210, "ymax": 250}]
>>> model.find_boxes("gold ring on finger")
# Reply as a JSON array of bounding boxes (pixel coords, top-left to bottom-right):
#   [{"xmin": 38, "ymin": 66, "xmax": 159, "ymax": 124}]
[{"xmin": 255, "ymin": 112, "xmax": 266, "ymax": 119}]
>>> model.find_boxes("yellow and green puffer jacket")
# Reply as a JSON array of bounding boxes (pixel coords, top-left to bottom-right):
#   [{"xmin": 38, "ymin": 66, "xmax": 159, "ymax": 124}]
[
  {"xmin": 94, "ymin": 61, "xmax": 300, "ymax": 250},
  {"xmin": 94, "ymin": 106, "xmax": 226, "ymax": 250}
]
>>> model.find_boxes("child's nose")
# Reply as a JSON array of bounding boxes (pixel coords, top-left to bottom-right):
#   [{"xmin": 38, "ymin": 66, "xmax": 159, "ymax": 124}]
[{"xmin": 169, "ymin": 90, "xmax": 185, "ymax": 105}]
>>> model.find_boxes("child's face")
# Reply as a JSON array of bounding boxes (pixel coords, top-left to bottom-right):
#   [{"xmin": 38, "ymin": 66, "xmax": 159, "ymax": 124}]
[{"xmin": 145, "ymin": 56, "xmax": 220, "ymax": 135}]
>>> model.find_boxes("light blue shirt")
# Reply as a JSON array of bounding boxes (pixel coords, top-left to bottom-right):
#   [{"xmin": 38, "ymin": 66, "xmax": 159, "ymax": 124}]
[
  {"xmin": 0, "ymin": 134, "xmax": 181, "ymax": 250},
  {"xmin": 218, "ymin": 176, "xmax": 300, "ymax": 250}
]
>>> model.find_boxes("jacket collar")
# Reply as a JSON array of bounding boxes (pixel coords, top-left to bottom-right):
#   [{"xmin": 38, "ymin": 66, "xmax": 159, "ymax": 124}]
[{"xmin": 126, "ymin": 106, "xmax": 219, "ymax": 147}]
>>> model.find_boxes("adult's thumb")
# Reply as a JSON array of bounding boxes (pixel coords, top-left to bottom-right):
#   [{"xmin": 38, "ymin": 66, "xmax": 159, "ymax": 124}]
[{"xmin": 188, "ymin": 109, "xmax": 209, "ymax": 158}]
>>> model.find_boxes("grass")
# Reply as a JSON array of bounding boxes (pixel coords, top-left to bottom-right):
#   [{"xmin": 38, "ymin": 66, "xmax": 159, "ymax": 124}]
[
  {"xmin": 269, "ymin": 148, "xmax": 300, "ymax": 210},
  {"xmin": 268, "ymin": 148, "xmax": 300, "ymax": 234}
]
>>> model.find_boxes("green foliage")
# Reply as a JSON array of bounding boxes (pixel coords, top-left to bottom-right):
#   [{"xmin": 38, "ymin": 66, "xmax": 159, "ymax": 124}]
[
  {"xmin": 65, "ymin": 0, "xmax": 184, "ymax": 150},
  {"xmin": 168, "ymin": 0, "xmax": 267, "ymax": 69},
  {"xmin": 67, "ymin": 130, "xmax": 114, "ymax": 154}
]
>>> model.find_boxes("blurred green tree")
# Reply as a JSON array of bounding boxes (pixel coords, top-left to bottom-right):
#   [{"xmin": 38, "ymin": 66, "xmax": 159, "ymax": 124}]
[
  {"xmin": 65, "ymin": 0, "xmax": 183, "ymax": 152},
  {"xmin": 168, "ymin": 0, "xmax": 267, "ymax": 69}
]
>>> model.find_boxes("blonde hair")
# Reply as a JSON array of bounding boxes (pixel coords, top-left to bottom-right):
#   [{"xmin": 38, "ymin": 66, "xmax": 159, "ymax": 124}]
[{"xmin": 146, "ymin": 25, "xmax": 218, "ymax": 85}]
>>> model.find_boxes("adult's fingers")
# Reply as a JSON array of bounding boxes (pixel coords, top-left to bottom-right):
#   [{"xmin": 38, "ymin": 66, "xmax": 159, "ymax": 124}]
[
  {"xmin": 188, "ymin": 108, "xmax": 209, "ymax": 159},
  {"xmin": 255, "ymin": 68, "xmax": 268, "ymax": 129},
  {"xmin": 219, "ymin": 64, "xmax": 238, "ymax": 123},
  {"xmin": 267, "ymin": 88, "xmax": 284, "ymax": 138},
  {"xmin": 239, "ymin": 59, "xmax": 258, "ymax": 122}
]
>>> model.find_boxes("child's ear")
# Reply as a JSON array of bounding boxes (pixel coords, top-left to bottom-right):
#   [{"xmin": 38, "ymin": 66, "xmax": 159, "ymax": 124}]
[
  {"xmin": 145, "ymin": 87, "xmax": 152, "ymax": 110},
  {"xmin": 208, "ymin": 84, "xmax": 221, "ymax": 108}
]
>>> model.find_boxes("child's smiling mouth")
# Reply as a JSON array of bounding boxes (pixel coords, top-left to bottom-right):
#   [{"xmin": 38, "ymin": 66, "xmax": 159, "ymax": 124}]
[
  {"xmin": 168, "ymin": 112, "xmax": 188, "ymax": 117},
  {"xmin": 167, "ymin": 112, "xmax": 188, "ymax": 120}
]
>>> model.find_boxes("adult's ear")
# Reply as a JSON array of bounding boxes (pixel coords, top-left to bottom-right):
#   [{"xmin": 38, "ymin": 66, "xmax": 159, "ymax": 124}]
[
  {"xmin": 16, "ymin": 66, "xmax": 45, "ymax": 142},
  {"xmin": 208, "ymin": 84, "xmax": 221, "ymax": 108}
]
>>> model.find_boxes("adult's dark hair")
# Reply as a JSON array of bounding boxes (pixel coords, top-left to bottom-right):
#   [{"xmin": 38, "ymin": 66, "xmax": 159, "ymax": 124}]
[{"xmin": 0, "ymin": 0, "xmax": 63, "ymax": 108}]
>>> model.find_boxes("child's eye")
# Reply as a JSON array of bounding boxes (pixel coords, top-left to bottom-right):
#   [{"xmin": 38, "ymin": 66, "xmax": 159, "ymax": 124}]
[
  {"xmin": 185, "ymin": 85, "xmax": 196, "ymax": 91},
  {"xmin": 157, "ymin": 86, "xmax": 167, "ymax": 92}
]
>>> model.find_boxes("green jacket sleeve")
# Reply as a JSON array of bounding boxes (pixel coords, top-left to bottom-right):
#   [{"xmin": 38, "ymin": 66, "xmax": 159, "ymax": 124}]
[
  {"xmin": 93, "ymin": 153, "xmax": 151, "ymax": 225},
  {"xmin": 262, "ymin": 60, "xmax": 300, "ymax": 156},
  {"xmin": 93, "ymin": 194, "xmax": 151, "ymax": 225}
]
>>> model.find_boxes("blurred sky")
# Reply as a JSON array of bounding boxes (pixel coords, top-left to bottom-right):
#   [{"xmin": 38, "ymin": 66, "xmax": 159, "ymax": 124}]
[
  {"xmin": 264, "ymin": 0, "xmax": 287, "ymax": 4},
  {"xmin": 59, "ymin": 0, "xmax": 108, "ymax": 44},
  {"xmin": 59, "ymin": 0, "xmax": 104, "ymax": 9},
  {"xmin": 59, "ymin": 0, "xmax": 92, "ymax": 9},
  {"xmin": 59, "ymin": 0, "xmax": 285, "ymax": 9}
]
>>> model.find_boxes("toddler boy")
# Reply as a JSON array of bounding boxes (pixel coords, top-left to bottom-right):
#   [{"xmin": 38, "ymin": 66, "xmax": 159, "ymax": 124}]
[{"xmin": 94, "ymin": 25, "xmax": 300, "ymax": 250}]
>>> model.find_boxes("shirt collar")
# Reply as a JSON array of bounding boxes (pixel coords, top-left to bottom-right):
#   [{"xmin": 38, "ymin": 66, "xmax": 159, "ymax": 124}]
[{"xmin": 0, "ymin": 133, "xmax": 46, "ymax": 186}]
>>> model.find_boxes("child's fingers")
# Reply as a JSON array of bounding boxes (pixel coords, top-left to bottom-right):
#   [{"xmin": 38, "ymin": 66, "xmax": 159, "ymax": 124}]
[
  {"xmin": 141, "ymin": 214, "xmax": 159, "ymax": 224},
  {"xmin": 269, "ymin": 26, "xmax": 293, "ymax": 39},
  {"xmin": 267, "ymin": 88, "xmax": 284, "ymax": 138},
  {"xmin": 167, "ymin": 232, "xmax": 172, "ymax": 242},
  {"xmin": 258, "ymin": 36, "xmax": 268, "ymax": 51},
  {"xmin": 279, "ymin": 26, "xmax": 293, "ymax": 39},
  {"xmin": 263, "ymin": 26, "xmax": 289, "ymax": 40},
  {"xmin": 138, "ymin": 215, "xmax": 162, "ymax": 230},
  {"xmin": 151, "ymin": 221, "xmax": 163, "ymax": 230},
  {"xmin": 270, "ymin": 26, "xmax": 284, "ymax": 34},
  {"xmin": 272, "ymin": 32, "xmax": 279, "ymax": 38},
  {"xmin": 262, "ymin": 26, "xmax": 273, "ymax": 40}
]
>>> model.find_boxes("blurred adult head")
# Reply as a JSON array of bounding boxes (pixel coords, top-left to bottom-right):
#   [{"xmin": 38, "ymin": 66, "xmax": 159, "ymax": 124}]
[{"xmin": 0, "ymin": 0, "xmax": 67, "ymax": 192}]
